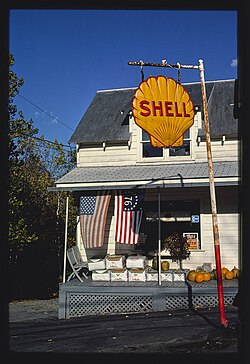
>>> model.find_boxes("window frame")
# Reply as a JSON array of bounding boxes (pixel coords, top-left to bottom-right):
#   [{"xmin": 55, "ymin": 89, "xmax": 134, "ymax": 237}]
[{"xmin": 139, "ymin": 125, "xmax": 194, "ymax": 162}]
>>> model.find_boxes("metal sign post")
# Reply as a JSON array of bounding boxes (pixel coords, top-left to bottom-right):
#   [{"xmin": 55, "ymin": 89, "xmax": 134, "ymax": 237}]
[
  {"xmin": 158, "ymin": 188, "xmax": 162, "ymax": 285},
  {"xmin": 128, "ymin": 59, "xmax": 228, "ymax": 327}
]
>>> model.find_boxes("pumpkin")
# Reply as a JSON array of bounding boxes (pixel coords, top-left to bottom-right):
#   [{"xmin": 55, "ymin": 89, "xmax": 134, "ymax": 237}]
[
  {"xmin": 221, "ymin": 267, "xmax": 229, "ymax": 275},
  {"xmin": 161, "ymin": 261, "xmax": 170, "ymax": 271},
  {"xmin": 187, "ymin": 270, "xmax": 197, "ymax": 282},
  {"xmin": 210, "ymin": 269, "xmax": 216, "ymax": 280},
  {"xmin": 225, "ymin": 271, "xmax": 234, "ymax": 280},
  {"xmin": 232, "ymin": 266, "xmax": 240, "ymax": 278},
  {"xmin": 152, "ymin": 257, "xmax": 158, "ymax": 270},
  {"xmin": 195, "ymin": 272, "xmax": 204, "ymax": 283},
  {"xmin": 210, "ymin": 269, "xmax": 226, "ymax": 280},
  {"xmin": 203, "ymin": 272, "xmax": 211, "ymax": 281}
]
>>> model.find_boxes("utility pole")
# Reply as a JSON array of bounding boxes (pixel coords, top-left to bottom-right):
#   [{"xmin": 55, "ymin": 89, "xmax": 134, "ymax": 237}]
[
  {"xmin": 198, "ymin": 59, "xmax": 228, "ymax": 327},
  {"xmin": 128, "ymin": 59, "xmax": 228, "ymax": 328}
]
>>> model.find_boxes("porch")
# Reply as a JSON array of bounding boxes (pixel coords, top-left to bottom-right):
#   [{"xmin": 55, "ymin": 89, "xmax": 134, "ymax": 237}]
[{"xmin": 58, "ymin": 278, "xmax": 238, "ymax": 319}]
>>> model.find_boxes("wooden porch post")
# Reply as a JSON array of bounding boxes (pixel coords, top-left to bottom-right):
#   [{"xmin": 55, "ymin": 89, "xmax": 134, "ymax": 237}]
[{"xmin": 62, "ymin": 196, "xmax": 69, "ymax": 284}]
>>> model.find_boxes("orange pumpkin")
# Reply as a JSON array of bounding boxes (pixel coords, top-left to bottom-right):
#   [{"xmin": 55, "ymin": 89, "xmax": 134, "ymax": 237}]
[
  {"xmin": 203, "ymin": 272, "xmax": 211, "ymax": 282},
  {"xmin": 187, "ymin": 270, "xmax": 197, "ymax": 282},
  {"xmin": 225, "ymin": 271, "xmax": 234, "ymax": 280},
  {"xmin": 221, "ymin": 267, "xmax": 229, "ymax": 275},
  {"xmin": 195, "ymin": 272, "xmax": 204, "ymax": 283},
  {"xmin": 232, "ymin": 266, "xmax": 240, "ymax": 278}
]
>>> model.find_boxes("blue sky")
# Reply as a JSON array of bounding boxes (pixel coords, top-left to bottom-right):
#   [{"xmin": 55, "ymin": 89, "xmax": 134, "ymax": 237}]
[{"xmin": 9, "ymin": 9, "xmax": 237, "ymax": 145}]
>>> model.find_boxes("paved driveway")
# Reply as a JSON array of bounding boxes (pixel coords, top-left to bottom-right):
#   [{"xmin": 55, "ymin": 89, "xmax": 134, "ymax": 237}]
[{"xmin": 8, "ymin": 299, "xmax": 240, "ymax": 357}]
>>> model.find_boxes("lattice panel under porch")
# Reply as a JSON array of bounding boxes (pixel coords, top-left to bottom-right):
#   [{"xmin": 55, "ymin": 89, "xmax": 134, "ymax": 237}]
[
  {"xmin": 165, "ymin": 295, "xmax": 235, "ymax": 310},
  {"xmin": 165, "ymin": 296, "xmax": 189, "ymax": 309},
  {"xmin": 192, "ymin": 295, "xmax": 234, "ymax": 308},
  {"xmin": 68, "ymin": 294, "xmax": 153, "ymax": 317}
]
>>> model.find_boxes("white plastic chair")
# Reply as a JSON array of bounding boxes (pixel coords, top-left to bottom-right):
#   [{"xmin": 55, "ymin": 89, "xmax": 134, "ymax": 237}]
[{"xmin": 67, "ymin": 246, "xmax": 88, "ymax": 282}]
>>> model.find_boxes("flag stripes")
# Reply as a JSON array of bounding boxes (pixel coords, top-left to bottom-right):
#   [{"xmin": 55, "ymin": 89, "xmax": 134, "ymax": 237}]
[
  {"xmin": 114, "ymin": 190, "xmax": 143, "ymax": 245},
  {"xmin": 79, "ymin": 191, "xmax": 111, "ymax": 248}
]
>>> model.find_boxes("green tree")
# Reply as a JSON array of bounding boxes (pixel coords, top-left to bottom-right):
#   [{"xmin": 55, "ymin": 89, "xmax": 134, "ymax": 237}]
[{"xmin": 8, "ymin": 54, "xmax": 77, "ymax": 299}]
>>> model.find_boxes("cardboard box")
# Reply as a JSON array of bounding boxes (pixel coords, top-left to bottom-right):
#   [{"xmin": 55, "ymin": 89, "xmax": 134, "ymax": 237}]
[
  {"xmin": 126, "ymin": 255, "xmax": 147, "ymax": 269},
  {"xmin": 173, "ymin": 270, "xmax": 186, "ymax": 281},
  {"xmin": 92, "ymin": 269, "xmax": 110, "ymax": 281},
  {"xmin": 146, "ymin": 268, "xmax": 158, "ymax": 282},
  {"xmin": 161, "ymin": 271, "xmax": 173, "ymax": 282},
  {"xmin": 106, "ymin": 255, "xmax": 126, "ymax": 269},
  {"xmin": 128, "ymin": 268, "xmax": 146, "ymax": 282},
  {"xmin": 110, "ymin": 269, "xmax": 128, "ymax": 281},
  {"xmin": 88, "ymin": 257, "xmax": 106, "ymax": 271}
]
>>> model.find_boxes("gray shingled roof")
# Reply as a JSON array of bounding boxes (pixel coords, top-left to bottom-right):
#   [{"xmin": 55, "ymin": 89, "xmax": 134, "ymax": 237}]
[
  {"xmin": 69, "ymin": 79, "xmax": 238, "ymax": 144},
  {"xmin": 198, "ymin": 80, "xmax": 238, "ymax": 137},
  {"xmin": 69, "ymin": 88, "xmax": 134, "ymax": 143},
  {"xmin": 55, "ymin": 161, "xmax": 238, "ymax": 189}
]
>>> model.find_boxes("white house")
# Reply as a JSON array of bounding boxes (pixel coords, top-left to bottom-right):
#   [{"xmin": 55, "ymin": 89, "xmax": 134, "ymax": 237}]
[{"xmin": 53, "ymin": 79, "xmax": 239, "ymax": 271}]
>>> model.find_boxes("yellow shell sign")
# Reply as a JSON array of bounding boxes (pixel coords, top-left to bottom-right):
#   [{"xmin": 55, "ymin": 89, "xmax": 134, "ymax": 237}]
[{"xmin": 132, "ymin": 76, "xmax": 194, "ymax": 147}]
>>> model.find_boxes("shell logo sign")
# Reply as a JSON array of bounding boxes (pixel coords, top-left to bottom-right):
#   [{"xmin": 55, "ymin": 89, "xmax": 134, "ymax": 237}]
[{"xmin": 132, "ymin": 76, "xmax": 194, "ymax": 147}]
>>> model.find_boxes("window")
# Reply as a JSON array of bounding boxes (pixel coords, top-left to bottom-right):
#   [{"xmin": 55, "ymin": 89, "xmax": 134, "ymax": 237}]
[
  {"xmin": 141, "ymin": 130, "xmax": 163, "ymax": 158},
  {"xmin": 141, "ymin": 128, "xmax": 192, "ymax": 160},
  {"xmin": 140, "ymin": 199, "xmax": 201, "ymax": 252},
  {"xmin": 169, "ymin": 129, "xmax": 191, "ymax": 156}
]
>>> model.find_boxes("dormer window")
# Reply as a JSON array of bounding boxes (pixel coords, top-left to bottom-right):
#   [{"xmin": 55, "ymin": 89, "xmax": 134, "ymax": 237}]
[
  {"xmin": 141, "ymin": 130, "xmax": 163, "ymax": 158},
  {"xmin": 169, "ymin": 129, "xmax": 191, "ymax": 157},
  {"xmin": 140, "ymin": 128, "xmax": 192, "ymax": 160}
]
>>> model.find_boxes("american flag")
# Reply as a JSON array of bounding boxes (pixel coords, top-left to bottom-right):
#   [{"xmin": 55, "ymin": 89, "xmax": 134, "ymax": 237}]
[
  {"xmin": 79, "ymin": 191, "xmax": 111, "ymax": 248},
  {"xmin": 114, "ymin": 190, "xmax": 144, "ymax": 244}
]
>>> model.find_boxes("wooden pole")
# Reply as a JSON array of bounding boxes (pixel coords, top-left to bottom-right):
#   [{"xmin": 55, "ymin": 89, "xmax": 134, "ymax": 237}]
[
  {"xmin": 128, "ymin": 60, "xmax": 199, "ymax": 70},
  {"xmin": 62, "ymin": 196, "xmax": 69, "ymax": 284},
  {"xmin": 198, "ymin": 59, "xmax": 228, "ymax": 328}
]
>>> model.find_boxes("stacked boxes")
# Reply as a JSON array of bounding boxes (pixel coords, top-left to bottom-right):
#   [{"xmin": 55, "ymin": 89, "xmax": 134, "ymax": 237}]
[
  {"xmin": 106, "ymin": 255, "xmax": 127, "ymax": 281},
  {"xmin": 88, "ymin": 254, "xmax": 187, "ymax": 283},
  {"xmin": 127, "ymin": 255, "xmax": 147, "ymax": 282}
]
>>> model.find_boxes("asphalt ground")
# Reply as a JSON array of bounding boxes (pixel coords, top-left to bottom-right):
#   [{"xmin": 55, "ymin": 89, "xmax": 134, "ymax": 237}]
[{"xmin": 7, "ymin": 298, "xmax": 245, "ymax": 363}]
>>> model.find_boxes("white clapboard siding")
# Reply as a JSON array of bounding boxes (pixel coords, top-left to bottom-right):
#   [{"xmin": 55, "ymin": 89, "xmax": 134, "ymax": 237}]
[
  {"xmin": 78, "ymin": 144, "xmax": 138, "ymax": 167},
  {"xmin": 76, "ymin": 113, "xmax": 238, "ymax": 167},
  {"xmin": 77, "ymin": 137, "xmax": 239, "ymax": 167},
  {"xmin": 194, "ymin": 140, "xmax": 239, "ymax": 162},
  {"xmin": 78, "ymin": 121, "xmax": 139, "ymax": 167}
]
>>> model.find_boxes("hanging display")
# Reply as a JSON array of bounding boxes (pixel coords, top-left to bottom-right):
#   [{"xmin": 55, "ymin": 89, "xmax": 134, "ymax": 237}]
[
  {"xmin": 132, "ymin": 76, "xmax": 194, "ymax": 147},
  {"xmin": 114, "ymin": 189, "xmax": 144, "ymax": 244},
  {"xmin": 79, "ymin": 191, "xmax": 111, "ymax": 248}
]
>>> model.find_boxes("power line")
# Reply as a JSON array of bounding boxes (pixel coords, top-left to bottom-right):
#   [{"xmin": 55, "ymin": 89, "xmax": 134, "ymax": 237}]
[
  {"xmin": 13, "ymin": 130, "xmax": 73, "ymax": 149},
  {"xmin": 17, "ymin": 93, "xmax": 74, "ymax": 131},
  {"xmin": 30, "ymin": 135, "xmax": 73, "ymax": 149}
]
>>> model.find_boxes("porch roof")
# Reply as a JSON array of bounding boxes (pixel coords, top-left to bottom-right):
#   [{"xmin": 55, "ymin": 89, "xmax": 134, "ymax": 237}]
[{"xmin": 49, "ymin": 160, "xmax": 239, "ymax": 191}]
